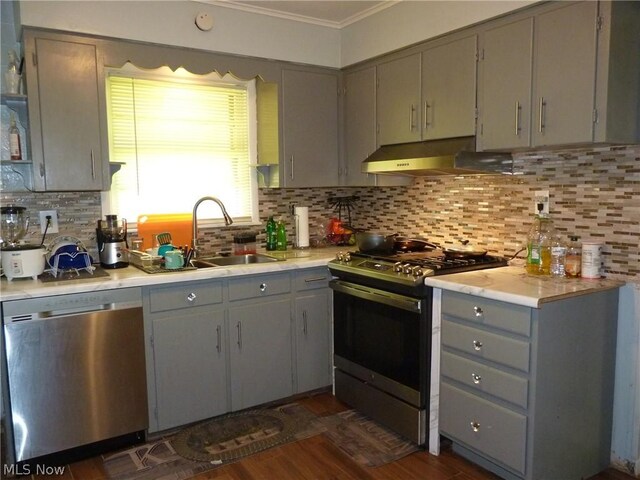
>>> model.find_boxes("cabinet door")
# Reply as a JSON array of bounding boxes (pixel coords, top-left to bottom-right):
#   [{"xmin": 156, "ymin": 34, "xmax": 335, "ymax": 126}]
[
  {"xmin": 421, "ymin": 36, "xmax": 477, "ymax": 140},
  {"xmin": 344, "ymin": 67, "xmax": 377, "ymax": 186},
  {"xmin": 376, "ymin": 54, "xmax": 421, "ymax": 145},
  {"xmin": 152, "ymin": 308, "xmax": 227, "ymax": 431},
  {"xmin": 533, "ymin": 1, "xmax": 598, "ymax": 146},
  {"xmin": 29, "ymin": 38, "xmax": 105, "ymax": 191},
  {"xmin": 282, "ymin": 69, "xmax": 339, "ymax": 187},
  {"xmin": 295, "ymin": 291, "xmax": 331, "ymax": 393},
  {"xmin": 478, "ymin": 18, "xmax": 533, "ymax": 150},
  {"xmin": 229, "ymin": 298, "xmax": 293, "ymax": 410}
]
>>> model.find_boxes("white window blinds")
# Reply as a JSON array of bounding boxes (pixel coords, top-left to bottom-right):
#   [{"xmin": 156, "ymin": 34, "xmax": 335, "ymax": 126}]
[{"xmin": 106, "ymin": 71, "xmax": 257, "ymax": 224}]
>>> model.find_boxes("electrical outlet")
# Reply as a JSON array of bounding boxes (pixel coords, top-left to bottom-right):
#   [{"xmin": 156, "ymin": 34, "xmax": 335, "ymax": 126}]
[
  {"xmin": 39, "ymin": 210, "xmax": 59, "ymax": 234},
  {"xmin": 533, "ymin": 190, "xmax": 550, "ymax": 215}
]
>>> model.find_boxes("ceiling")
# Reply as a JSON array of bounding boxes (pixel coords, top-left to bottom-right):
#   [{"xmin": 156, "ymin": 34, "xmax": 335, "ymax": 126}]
[{"xmin": 204, "ymin": 1, "xmax": 398, "ymax": 28}]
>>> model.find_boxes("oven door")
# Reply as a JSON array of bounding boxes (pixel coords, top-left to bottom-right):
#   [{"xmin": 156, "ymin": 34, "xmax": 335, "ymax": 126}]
[{"xmin": 330, "ymin": 279, "xmax": 431, "ymax": 408}]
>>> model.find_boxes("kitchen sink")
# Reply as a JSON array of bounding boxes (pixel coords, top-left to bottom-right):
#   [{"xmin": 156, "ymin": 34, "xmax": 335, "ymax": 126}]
[{"xmin": 191, "ymin": 253, "xmax": 282, "ymax": 268}]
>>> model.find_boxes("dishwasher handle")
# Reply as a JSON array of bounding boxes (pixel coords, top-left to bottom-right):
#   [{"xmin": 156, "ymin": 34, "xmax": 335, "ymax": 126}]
[{"xmin": 4, "ymin": 300, "xmax": 142, "ymax": 323}]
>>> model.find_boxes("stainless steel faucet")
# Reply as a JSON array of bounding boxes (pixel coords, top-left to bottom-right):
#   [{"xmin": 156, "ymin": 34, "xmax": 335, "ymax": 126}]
[{"xmin": 191, "ymin": 196, "xmax": 233, "ymax": 258}]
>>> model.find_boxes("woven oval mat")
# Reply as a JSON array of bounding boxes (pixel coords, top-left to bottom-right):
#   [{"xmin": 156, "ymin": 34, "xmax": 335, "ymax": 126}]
[{"xmin": 172, "ymin": 409, "xmax": 300, "ymax": 463}]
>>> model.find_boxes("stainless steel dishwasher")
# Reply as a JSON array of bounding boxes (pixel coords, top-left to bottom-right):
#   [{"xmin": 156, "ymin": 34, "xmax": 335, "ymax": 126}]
[{"xmin": 2, "ymin": 287, "xmax": 147, "ymax": 464}]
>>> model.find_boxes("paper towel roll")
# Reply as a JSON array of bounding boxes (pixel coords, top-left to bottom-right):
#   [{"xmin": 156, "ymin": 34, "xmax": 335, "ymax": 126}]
[{"xmin": 294, "ymin": 206, "xmax": 309, "ymax": 248}]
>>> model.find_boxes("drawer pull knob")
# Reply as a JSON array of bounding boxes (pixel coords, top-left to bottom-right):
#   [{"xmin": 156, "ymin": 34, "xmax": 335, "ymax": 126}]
[
  {"xmin": 472, "ymin": 373, "xmax": 482, "ymax": 384},
  {"xmin": 470, "ymin": 421, "xmax": 481, "ymax": 432},
  {"xmin": 187, "ymin": 292, "xmax": 197, "ymax": 302},
  {"xmin": 473, "ymin": 340, "xmax": 483, "ymax": 351},
  {"xmin": 473, "ymin": 306, "xmax": 483, "ymax": 317},
  {"xmin": 259, "ymin": 283, "xmax": 267, "ymax": 292}
]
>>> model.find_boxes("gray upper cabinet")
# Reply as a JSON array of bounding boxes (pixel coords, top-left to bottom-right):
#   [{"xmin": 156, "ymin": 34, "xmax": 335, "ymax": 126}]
[
  {"xmin": 344, "ymin": 67, "xmax": 377, "ymax": 186},
  {"xmin": 281, "ymin": 68, "xmax": 340, "ymax": 187},
  {"xmin": 478, "ymin": 1, "xmax": 640, "ymax": 150},
  {"xmin": 376, "ymin": 53, "xmax": 422, "ymax": 146},
  {"xmin": 23, "ymin": 32, "xmax": 107, "ymax": 191},
  {"xmin": 532, "ymin": 1, "xmax": 598, "ymax": 147},
  {"xmin": 477, "ymin": 18, "xmax": 534, "ymax": 150},
  {"xmin": 421, "ymin": 35, "xmax": 477, "ymax": 140}
]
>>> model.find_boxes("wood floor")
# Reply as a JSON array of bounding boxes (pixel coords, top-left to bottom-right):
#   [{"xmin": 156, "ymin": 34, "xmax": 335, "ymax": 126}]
[{"xmin": 28, "ymin": 392, "xmax": 635, "ymax": 480}]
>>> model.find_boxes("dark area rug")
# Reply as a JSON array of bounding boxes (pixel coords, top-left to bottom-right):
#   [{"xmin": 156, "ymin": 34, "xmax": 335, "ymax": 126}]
[{"xmin": 103, "ymin": 403, "xmax": 419, "ymax": 479}]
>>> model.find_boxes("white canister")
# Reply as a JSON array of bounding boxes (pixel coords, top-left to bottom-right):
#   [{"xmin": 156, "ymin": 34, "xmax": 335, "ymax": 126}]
[{"xmin": 581, "ymin": 241, "xmax": 603, "ymax": 279}]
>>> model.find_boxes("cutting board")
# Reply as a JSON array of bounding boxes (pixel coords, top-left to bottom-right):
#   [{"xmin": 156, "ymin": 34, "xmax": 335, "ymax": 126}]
[{"xmin": 136, "ymin": 214, "xmax": 192, "ymax": 250}]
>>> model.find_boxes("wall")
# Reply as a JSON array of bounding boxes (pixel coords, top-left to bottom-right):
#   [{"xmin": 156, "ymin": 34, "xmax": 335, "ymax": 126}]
[
  {"xmin": 14, "ymin": 0, "xmax": 534, "ymax": 69},
  {"xmin": 340, "ymin": 0, "xmax": 537, "ymax": 66}
]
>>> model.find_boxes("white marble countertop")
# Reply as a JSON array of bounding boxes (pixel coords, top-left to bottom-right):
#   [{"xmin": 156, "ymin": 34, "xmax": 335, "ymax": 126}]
[
  {"xmin": 424, "ymin": 265, "xmax": 625, "ymax": 308},
  {"xmin": 0, "ymin": 247, "xmax": 344, "ymax": 302}
]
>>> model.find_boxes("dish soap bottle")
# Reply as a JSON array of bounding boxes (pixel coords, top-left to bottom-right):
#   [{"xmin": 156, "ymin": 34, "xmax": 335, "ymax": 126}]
[
  {"xmin": 276, "ymin": 219, "xmax": 287, "ymax": 251},
  {"xmin": 265, "ymin": 216, "xmax": 277, "ymax": 251},
  {"xmin": 526, "ymin": 203, "xmax": 554, "ymax": 275},
  {"xmin": 9, "ymin": 113, "xmax": 22, "ymax": 161}
]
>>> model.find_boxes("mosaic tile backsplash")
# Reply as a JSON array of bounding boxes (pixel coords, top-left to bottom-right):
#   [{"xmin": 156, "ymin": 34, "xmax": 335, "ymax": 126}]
[{"xmin": 2, "ymin": 144, "xmax": 638, "ymax": 281}]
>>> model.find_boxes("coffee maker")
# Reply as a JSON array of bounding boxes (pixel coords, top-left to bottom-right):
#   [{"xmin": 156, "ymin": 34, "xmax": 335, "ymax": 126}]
[{"xmin": 96, "ymin": 215, "xmax": 129, "ymax": 268}]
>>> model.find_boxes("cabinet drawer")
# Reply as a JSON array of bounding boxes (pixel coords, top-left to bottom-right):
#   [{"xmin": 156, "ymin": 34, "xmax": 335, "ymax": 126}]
[
  {"xmin": 228, "ymin": 273, "xmax": 291, "ymax": 301},
  {"xmin": 441, "ymin": 351, "xmax": 528, "ymax": 409},
  {"xmin": 442, "ymin": 320, "xmax": 530, "ymax": 372},
  {"xmin": 148, "ymin": 281, "xmax": 223, "ymax": 313},
  {"xmin": 440, "ymin": 382, "xmax": 526, "ymax": 475},
  {"xmin": 294, "ymin": 268, "xmax": 330, "ymax": 291},
  {"xmin": 442, "ymin": 291, "xmax": 531, "ymax": 337}
]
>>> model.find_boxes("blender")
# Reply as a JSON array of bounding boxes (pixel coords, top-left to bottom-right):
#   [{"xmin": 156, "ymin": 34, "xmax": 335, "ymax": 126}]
[
  {"xmin": 96, "ymin": 215, "xmax": 129, "ymax": 268},
  {"xmin": 1, "ymin": 205, "xmax": 46, "ymax": 280}
]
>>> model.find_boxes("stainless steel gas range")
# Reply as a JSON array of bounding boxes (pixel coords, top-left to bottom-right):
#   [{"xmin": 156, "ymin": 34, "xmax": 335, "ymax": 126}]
[{"xmin": 328, "ymin": 249, "xmax": 507, "ymax": 446}]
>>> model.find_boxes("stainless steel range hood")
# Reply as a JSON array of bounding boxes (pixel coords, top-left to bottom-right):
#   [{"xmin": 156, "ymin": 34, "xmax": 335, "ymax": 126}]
[{"xmin": 362, "ymin": 136, "xmax": 513, "ymax": 176}]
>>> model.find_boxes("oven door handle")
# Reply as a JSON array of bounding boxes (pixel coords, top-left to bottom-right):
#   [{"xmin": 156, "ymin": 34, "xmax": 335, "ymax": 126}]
[{"xmin": 330, "ymin": 280, "xmax": 422, "ymax": 313}]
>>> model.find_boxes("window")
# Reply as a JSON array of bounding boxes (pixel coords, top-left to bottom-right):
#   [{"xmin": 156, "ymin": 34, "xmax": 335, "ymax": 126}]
[{"xmin": 103, "ymin": 64, "xmax": 258, "ymax": 226}]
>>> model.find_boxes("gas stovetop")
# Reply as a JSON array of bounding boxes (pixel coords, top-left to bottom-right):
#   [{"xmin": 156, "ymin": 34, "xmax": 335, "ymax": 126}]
[{"xmin": 328, "ymin": 250, "xmax": 508, "ymax": 292}]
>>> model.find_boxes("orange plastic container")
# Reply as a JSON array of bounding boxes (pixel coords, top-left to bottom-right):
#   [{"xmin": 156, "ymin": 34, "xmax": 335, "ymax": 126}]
[{"xmin": 136, "ymin": 213, "xmax": 192, "ymax": 250}]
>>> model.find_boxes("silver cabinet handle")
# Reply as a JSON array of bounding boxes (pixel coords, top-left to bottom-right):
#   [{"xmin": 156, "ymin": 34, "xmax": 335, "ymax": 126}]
[
  {"xmin": 303, "ymin": 310, "xmax": 308, "ymax": 335},
  {"xmin": 216, "ymin": 324, "xmax": 221, "ymax": 353},
  {"xmin": 473, "ymin": 340, "xmax": 483, "ymax": 351},
  {"xmin": 289, "ymin": 155, "xmax": 294, "ymax": 180},
  {"xmin": 424, "ymin": 101, "xmax": 430, "ymax": 128},
  {"xmin": 473, "ymin": 306, "xmax": 483, "ymax": 317},
  {"xmin": 472, "ymin": 373, "xmax": 482, "ymax": 384},
  {"xmin": 304, "ymin": 277, "xmax": 327, "ymax": 283},
  {"xmin": 538, "ymin": 97, "xmax": 546, "ymax": 133},
  {"xmin": 187, "ymin": 292, "xmax": 197, "ymax": 302},
  {"xmin": 470, "ymin": 421, "xmax": 481, "ymax": 432},
  {"xmin": 515, "ymin": 101, "xmax": 521, "ymax": 136},
  {"xmin": 237, "ymin": 322, "xmax": 242, "ymax": 349},
  {"xmin": 409, "ymin": 104, "xmax": 416, "ymax": 131},
  {"xmin": 259, "ymin": 283, "xmax": 267, "ymax": 292},
  {"xmin": 90, "ymin": 149, "xmax": 96, "ymax": 180}
]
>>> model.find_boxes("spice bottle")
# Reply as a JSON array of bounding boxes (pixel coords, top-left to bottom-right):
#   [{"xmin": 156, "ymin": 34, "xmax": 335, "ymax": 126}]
[
  {"xmin": 276, "ymin": 220, "xmax": 287, "ymax": 251},
  {"xmin": 549, "ymin": 233, "xmax": 566, "ymax": 277},
  {"xmin": 565, "ymin": 235, "xmax": 581, "ymax": 278},
  {"xmin": 266, "ymin": 216, "xmax": 277, "ymax": 251},
  {"xmin": 9, "ymin": 113, "xmax": 22, "ymax": 160}
]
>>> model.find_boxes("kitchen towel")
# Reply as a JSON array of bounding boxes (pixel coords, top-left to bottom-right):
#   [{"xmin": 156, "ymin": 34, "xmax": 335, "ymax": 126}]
[{"xmin": 294, "ymin": 206, "xmax": 309, "ymax": 248}]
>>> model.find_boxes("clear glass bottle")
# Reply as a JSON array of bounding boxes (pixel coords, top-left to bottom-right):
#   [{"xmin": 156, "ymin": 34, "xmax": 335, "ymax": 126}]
[
  {"xmin": 565, "ymin": 235, "xmax": 582, "ymax": 278},
  {"xmin": 9, "ymin": 113, "xmax": 22, "ymax": 160},
  {"xmin": 550, "ymin": 233, "xmax": 567, "ymax": 277}
]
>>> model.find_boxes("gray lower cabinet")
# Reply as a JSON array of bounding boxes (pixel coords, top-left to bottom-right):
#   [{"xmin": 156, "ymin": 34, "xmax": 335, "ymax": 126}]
[
  {"xmin": 439, "ymin": 289, "xmax": 619, "ymax": 480},
  {"xmin": 23, "ymin": 30, "xmax": 108, "ymax": 191},
  {"xmin": 144, "ymin": 280, "xmax": 226, "ymax": 432},
  {"xmin": 293, "ymin": 268, "xmax": 332, "ymax": 393},
  {"xmin": 228, "ymin": 296, "xmax": 293, "ymax": 411},
  {"xmin": 145, "ymin": 268, "xmax": 332, "ymax": 433}
]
